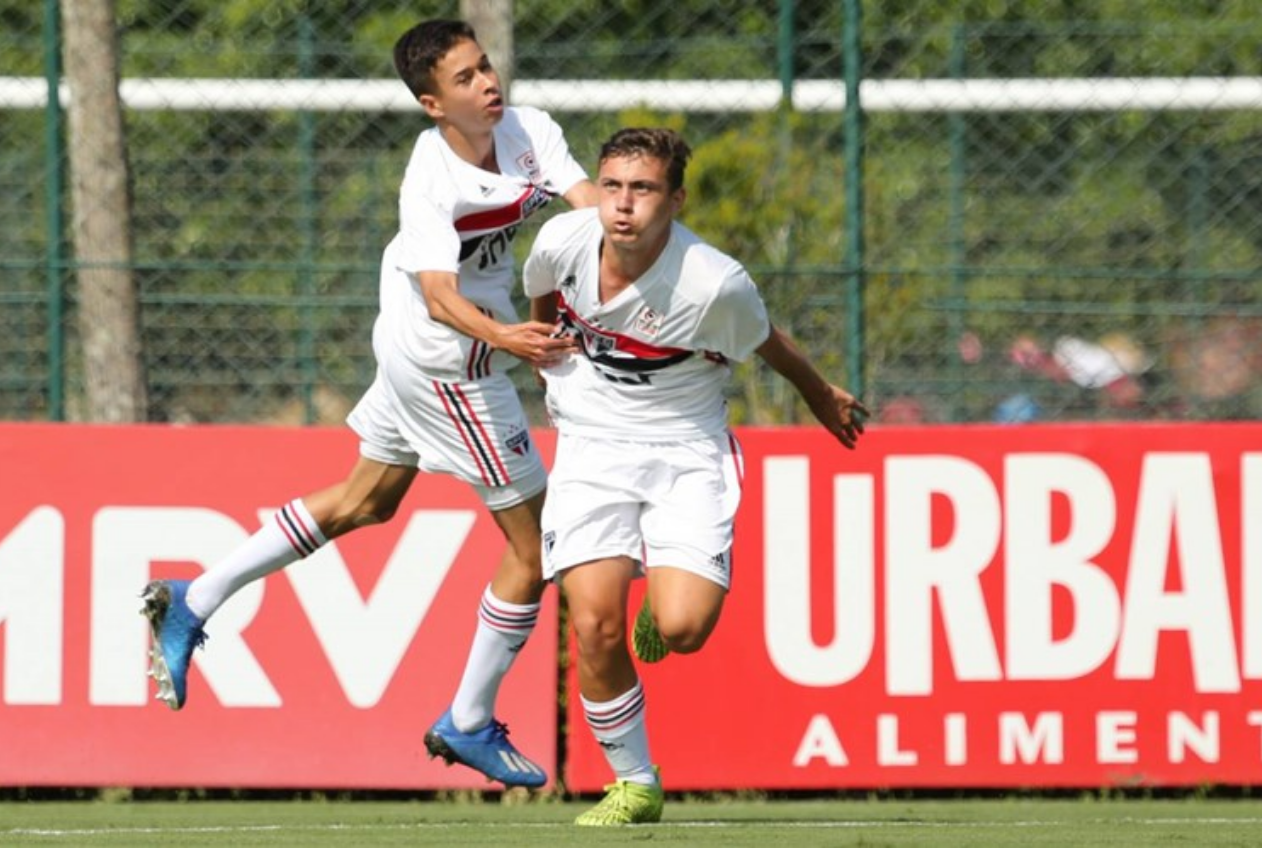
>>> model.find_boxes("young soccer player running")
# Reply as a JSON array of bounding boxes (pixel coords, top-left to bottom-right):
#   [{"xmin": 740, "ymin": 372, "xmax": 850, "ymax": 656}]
[
  {"xmin": 140, "ymin": 19, "xmax": 597, "ymax": 789},
  {"xmin": 522, "ymin": 127, "xmax": 868, "ymax": 825}
]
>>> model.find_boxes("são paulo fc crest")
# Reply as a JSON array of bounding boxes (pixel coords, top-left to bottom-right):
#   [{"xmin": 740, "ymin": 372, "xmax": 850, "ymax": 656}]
[
  {"xmin": 505, "ymin": 427, "xmax": 531, "ymax": 456},
  {"xmin": 516, "ymin": 150, "xmax": 542, "ymax": 181},
  {"xmin": 634, "ymin": 306, "xmax": 664, "ymax": 338}
]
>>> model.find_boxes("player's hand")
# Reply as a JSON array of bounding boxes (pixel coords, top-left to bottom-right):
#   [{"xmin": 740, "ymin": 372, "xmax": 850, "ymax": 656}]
[
  {"xmin": 495, "ymin": 321, "xmax": 576, "ymax": 368},
  {"xmin": 807, "ymin": 385, "xmax": 869, "ymax": 450}
]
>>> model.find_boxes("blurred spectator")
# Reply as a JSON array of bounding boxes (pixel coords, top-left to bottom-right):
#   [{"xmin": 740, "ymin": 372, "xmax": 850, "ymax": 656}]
[
  {"xmin": 878, "ymin": 395, "xmax": 926, "ymax": 424},
  {"xmin": 994, "ymin": 392, "xmax": 1040, "ymax": 424},
  {"xmin": 1008, "ymin": 331, "xmax": 1156, "ymax": 417},
  {"xmin": 1170, "ymin": 317, "xmax": 1260, "ymax": 418},
  {"xmin": 957, "ymin": 330, "xmax": 984, "ymax": 365},
  {"xmin": 1009, "ymin": 334, "xmax": 1070, "ymax": 382}
]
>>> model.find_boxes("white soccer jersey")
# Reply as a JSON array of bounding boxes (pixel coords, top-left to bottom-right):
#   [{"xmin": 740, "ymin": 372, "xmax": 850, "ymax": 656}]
[
  {"xmin": 523, "ymin": 208, "xmax": 771, "ymax": 440},
  {"xmin": 374, "ymin": 106, "xmax": 588, "ymax": 380}
]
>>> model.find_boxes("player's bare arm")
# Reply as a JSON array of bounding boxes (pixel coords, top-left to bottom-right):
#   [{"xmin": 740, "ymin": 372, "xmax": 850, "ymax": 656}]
[
  {"xmin": 417, "ymin": 270, "xmax": 575, "ymax": 367},
  {"xmin": 564, "ymin": 178, "xmax": 599, "ymax": 209},
  {"xmin": 755, "ymin": 325, "xmax": 869, "ymax": 449},
  {"xmin": 529, "ymin": 293, "xmax": 560, "ymax": 327},
  {"xmin": 525, "ymin": 294, "xmax": 561, "ymax": 388}
]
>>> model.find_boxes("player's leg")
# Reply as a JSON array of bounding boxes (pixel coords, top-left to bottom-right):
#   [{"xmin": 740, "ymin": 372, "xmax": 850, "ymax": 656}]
[
  {"xmin": 142, "ymin": 371, "xmax": 420, "ymax": 710},
  {"xmin": 141, "ymin": 455, "xmax": 416, "ymax": 710},
  {"xmin": 416, "ymin": 374, "xmax": 552, "ymax": 786},
  {"xmin": 643, "ymin": 566, "xmax": 727, "ymax": 654},
  {"xmin": 635, "ymin": 432, "xmax": 741, "ymax": 661},
  {"xmin": 562, "ymin": 557, "xmax": 664, "ymax": 826},
  {"xmin": 446, "ymin": 491, "xmax": 547, "ymax": 727},
  {"xmin": 541, "ymin": 433, "xmax": 664, "ymax": 824},
  {"xmin": 424, "ymin": 489, "xmax": 550, "ymax": 788},
  {"xmin": 187, "ymin": 456, "xmax": 417, "ymax": 619}
]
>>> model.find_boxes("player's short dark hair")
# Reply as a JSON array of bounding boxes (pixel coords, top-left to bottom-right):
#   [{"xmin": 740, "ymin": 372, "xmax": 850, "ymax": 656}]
[
  {"xmin": 598, "ymin": 128, "xmax": 693, "ymax": 191},
  {"xmin": 393, "ymin": 19, "xmax": 478, "ymax": 98}
]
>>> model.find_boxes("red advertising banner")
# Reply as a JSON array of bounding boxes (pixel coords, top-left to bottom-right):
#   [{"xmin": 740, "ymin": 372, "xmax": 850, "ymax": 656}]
[
  {"xmin": 565, "ymin": 423, "xmax": 1262, "ymax": 791},
  {"xmin": 5, "ymin": 422, "xmax": 1261, "ymax": 791},
  {"xmin": 0, "ymin": 423, "xmax": 558, "ymax": 789}
]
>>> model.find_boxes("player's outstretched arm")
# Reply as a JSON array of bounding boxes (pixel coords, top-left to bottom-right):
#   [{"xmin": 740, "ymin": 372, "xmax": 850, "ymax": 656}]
[
  {"xmin": 417, "ymin": 271, "xmax": 574, "ymax": 368},
  {"xmin": 755, "ymin": 325, "xmax": 869, "ymax": 450},
  {"xmin": 563, "ymin": 179, "xmax": 599, "ymax": 209}
]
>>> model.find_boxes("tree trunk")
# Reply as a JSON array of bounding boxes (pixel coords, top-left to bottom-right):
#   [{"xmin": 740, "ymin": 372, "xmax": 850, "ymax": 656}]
[
  {"xmin": 462, "ymin": 0, "xmax": 515, "ymax": 98},
  {"xmin": 60, "ymin": 0, "xmax": 148, "ymax": 422}
]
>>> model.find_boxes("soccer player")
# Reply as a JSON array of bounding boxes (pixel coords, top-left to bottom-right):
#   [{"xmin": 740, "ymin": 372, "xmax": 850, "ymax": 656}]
[
  {"xmin": 522, "ymin": 127, "xmax": 867, "ymax": 825},
  {"xmin": 140, "ymin": 19, "xmax": 597, "ymax": 789}
]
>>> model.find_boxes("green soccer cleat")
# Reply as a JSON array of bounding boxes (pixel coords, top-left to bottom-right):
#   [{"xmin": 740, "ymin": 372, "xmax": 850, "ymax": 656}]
[
  {"xmin": 632, "ymin": 597, "xmax": 670, "ymax": 663},
  {"xmin": 574, "ymin": 769, "xmax": 664, "ymax": 826}
]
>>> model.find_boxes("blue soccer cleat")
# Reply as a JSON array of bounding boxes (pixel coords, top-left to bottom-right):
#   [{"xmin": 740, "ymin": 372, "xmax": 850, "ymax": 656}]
[
  {"xmin": 140, "ymin": 579, "xmax": 207, "ymax": 710},
  {"xmin": 424, "ymin": 708, "xmax": 547, "ymax": 788}
]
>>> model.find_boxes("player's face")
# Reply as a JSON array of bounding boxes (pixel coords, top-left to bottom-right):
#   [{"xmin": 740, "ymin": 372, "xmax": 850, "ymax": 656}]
[
  {"xmin": 597, "ymin": 154, "xmax": 684, "ymax": 254},
  {"xmin": 419, "ymin": 38, "xmax": 504, "ymax": 132}
]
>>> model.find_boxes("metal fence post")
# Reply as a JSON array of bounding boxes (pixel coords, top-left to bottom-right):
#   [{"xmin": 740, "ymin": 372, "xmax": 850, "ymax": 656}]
[
  {"xmin": 946, "ymin": 24, "xmax": 968, "ymax": 422},
  {"xmin": 299, "ymin": 13, "xmax": 318, "ymax": 423},
  {"xmin": 43, "ymin": 0, "xmax": 65, "ymax": 421},
  {"xmin": 843, "ymin": 0, "xmax": 865, "ymax": 399}
]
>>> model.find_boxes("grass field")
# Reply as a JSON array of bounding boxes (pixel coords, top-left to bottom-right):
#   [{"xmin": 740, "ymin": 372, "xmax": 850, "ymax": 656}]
[{"xmin": 2, "ymin": 796, "xmax": 1261, "ymax": 847}]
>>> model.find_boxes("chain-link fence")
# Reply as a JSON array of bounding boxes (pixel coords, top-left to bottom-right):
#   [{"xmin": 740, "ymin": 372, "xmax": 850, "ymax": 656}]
[{"xmin": 3, "ymin": 1, "xmax": 1261, "ymax": 425}]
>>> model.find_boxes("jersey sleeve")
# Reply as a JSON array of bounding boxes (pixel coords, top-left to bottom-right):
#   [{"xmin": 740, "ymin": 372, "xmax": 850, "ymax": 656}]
[
  {"xmin": 693, "ymin": 266, "xmax": 771, "ymax": 362},
  {"xmin": 394, "ymin": 186, "xmax": 460, "ymax": 275},
  {"xmin": 522, "ymin": 107, "xmax": 588, "ymax": 197},
  {"xmin": 522, "ymin": 222, "xmax": 560, "ymax": 298}
]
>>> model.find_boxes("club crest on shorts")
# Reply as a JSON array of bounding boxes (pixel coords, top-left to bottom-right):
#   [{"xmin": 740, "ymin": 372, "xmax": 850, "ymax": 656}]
[{"xmin": 505, "ymin": 427, "xmax": 531, "ymax": 456}]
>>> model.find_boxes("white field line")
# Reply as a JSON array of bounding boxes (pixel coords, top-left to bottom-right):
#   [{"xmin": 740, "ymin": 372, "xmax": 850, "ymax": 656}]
[{"xmin": 5, "ymin": 817, "xmax": 1262, "ymax": 838}]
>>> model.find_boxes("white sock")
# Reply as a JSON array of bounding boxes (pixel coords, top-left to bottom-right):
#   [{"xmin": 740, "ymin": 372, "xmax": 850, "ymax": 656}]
[
  {"xmin": 450, "ymin": 585, "xmax": 539, "ymax": 732},
  {"xmin": 582, "ymin": 680, "xmax": 656, "ymax": 785},
  {"xmin": 185, "ymin": 498, "xmax": 328, "ymax": 620}
]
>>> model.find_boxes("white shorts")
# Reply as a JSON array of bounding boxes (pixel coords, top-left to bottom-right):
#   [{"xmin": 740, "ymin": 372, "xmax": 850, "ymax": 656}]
[
  {"xmin": 346, "ymin": 368, "xmax": 545, "ymax": 511},
  {"xmin": 540, "ymin": 431, "xmax": 744, "ymax": 588}
]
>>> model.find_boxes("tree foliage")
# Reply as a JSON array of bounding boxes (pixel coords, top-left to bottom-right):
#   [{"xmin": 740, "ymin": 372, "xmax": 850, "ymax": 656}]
[{"xmin": 4, "ymin": 0, "xmax": 1262, "ymax": 421}]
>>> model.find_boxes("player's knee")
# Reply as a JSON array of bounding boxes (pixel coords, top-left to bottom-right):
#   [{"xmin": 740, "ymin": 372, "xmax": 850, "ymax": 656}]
[
  {"xmin": 657, "ymin": 614, "xmax": 716, "ymax": 655},
  {"xmin": 570, "ymin": 608, "xmax": 627, "ymax": 657},
  {"xmin": 511, "ymin": 543, "xmax": 543, "ymax": 573},
  {"xmin": 660, "ymin": 627, "xmax": 709, "ymax": 655}
]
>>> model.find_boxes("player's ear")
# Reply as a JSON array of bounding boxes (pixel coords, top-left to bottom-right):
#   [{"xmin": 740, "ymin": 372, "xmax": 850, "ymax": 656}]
[
  {"xmin": 419, "ymin": 93, "xmax": 443, "ymax": 120},
  {"xmin": 671, "ymin": 187, "xmax": 687, "ymax": 215}
]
